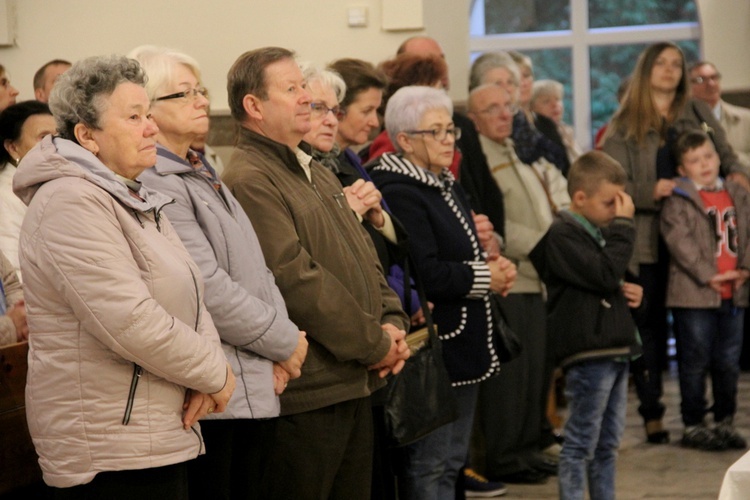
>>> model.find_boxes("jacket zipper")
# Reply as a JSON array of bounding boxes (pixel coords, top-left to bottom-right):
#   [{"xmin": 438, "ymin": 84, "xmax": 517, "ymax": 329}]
[
  {"xmin": 122, "ymin": 363, "xmax": 143, "ymax": 425},
  {"xmin": 311, "ymin": 179, "xmax": 373, "ymax": 311},
  {"xmin": 188, "ymin": 264, "xmax": 201, "ymax": 330}
]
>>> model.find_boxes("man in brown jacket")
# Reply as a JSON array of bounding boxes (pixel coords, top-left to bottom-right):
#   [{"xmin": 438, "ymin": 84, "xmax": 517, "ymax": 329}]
[{"xmin": 222, "ymin": 46, "xmax": 410, "ymax": 499}]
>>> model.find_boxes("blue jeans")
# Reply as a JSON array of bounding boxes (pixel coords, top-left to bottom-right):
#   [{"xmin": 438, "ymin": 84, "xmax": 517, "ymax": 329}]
[
  {"xmin": 559, "ymin": 359, "xmax": 628, "ymax": 500},
  {"xmin": 399, "ymin": 384, "xmax": 479, "ymax": 500},
  {"xmin": 673, "ymin": 301, "xmax": 744, "ymax": 426}
]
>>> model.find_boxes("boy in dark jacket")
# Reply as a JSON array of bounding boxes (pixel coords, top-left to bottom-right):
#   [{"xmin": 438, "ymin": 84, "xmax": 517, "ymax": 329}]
[
  {"xmin": 529, "ymin": 151, "xmax": 641, "ymax": 500},
  {"xmin": 661, "ymin": 130, "xmax": 750, "ymax": 451}
]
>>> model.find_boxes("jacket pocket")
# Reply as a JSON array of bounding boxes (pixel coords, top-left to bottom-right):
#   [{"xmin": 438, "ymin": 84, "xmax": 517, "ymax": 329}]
[{"xmin": 122, "ymin": 363, "xmax": 143, "ymax": 425}]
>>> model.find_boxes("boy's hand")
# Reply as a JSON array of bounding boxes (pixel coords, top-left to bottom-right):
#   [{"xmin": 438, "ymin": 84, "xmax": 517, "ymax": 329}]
[
  {"xmin": 615, "ymin": 190, "xmax": 635, "ymax": 219},
  {"xmin": 734, "ymin": 269, "xmax": 750, "ymax": 291},
  {"xmin": 621, "ymin": 282, "xmax": 643, "ymax": 308},
  {"xmin": 709, "ymin": 270, "xmax": 740, "ymax": 293}
]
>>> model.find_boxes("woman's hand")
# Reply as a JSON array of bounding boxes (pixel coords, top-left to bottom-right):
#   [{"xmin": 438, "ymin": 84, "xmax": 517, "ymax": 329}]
[
  {"xmin": 182, "ymin": 390, "xmax": 216, "ymax": 429},
  {"xmin": 7, "ymin": 299, "xmax": 28, "ymax": 342},
  {"xmin": 278, "ymin": 331, "xmax": 308, "ymax": 379},
  {"xmin": 473, "ymin": 212, "xmax": 501, "ymax": 258},
  {"xmin": 343, "ymin": 179, "xmax": 385, "ymax": 228},
  {"xmin": 652, "ymin": 179, "xmax": 676, "ymax": 201},
  {"xmin": 209, "ymin": 363, "xmax": 236, "ymax": 413},
  {"xmin": 272, "ymin": 362, "xmax": 291, "ymax": 395},
  {"xmin": 488, "ymin": 256, "xmax": 517, "ymax": 296},
  {"xmin": 727, "ymin": 172, "xmax": 750, "ymax": 191}
]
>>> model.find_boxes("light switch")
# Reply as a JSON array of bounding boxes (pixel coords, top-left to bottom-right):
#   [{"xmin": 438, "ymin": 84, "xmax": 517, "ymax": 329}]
[{"xmin": 348, "ymin": 6, "xmax": 368, "ymax": 27}]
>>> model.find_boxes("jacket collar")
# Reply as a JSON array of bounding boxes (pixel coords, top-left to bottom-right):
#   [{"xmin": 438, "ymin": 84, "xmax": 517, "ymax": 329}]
[
  {"xmin": 238, "ymin": 126, "xmax": 303, "ymax": 172},
  {"xmin": 152, "ymin": 144, "xmax": 194, "ymax": 175},
  {"xmin": 14, "ymin": 135, "xmax": 173, "ymax": 213},
  {"xmin": 672, "ymin": 175, "xmax": 727, "ymax": 205},
  {"xmin": 375, "ymin": 152, "xmax": 454, "ymax": 190}
]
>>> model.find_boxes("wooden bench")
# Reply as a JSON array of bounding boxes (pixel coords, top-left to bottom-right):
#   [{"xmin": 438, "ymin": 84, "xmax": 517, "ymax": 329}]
[{"xmin": 0, "ymin": 342, "xmax": 42, "ymax": 495}]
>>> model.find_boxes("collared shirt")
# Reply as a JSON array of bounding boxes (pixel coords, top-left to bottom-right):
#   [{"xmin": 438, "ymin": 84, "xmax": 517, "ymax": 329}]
[
  {"xmin": 691, "ymin": 176, "xmax": 724, "ymax": 192},
  {"xmin": 566, "ymin": 209, "xmax": 606, "ymax": 248},
  {"xmin": 295, "ymin": 147, "xmax": 313, "ymax": 182},
  {"xmin": 713, "ymin": 101, "xmax": 722, "ymax": 121}
]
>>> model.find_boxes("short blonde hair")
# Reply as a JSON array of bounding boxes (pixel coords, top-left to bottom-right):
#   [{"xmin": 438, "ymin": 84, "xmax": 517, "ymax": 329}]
[{"xmin": 128, "ymin": 45, "xmax": 202, "ymax": 101}]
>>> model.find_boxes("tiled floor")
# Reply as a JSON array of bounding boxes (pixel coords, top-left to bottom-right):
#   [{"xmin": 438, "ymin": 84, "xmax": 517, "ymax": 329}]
[{"xmin": 500, "ymin": 366, "xmax": 750, "ymax": 499}]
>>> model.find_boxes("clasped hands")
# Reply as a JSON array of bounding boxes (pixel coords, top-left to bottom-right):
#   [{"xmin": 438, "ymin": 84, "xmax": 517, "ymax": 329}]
[
  {"xmin": 183, "ymin": 331, "xmax": 309, "ymax": 428},
  {"xmin": 368, "ymin": 323, "xmax": 411, "ymax": 378},
  {"xmin": 343, "ymin": 179, "xmax": 385, "ymax": 228},
  {"xmin": 473, "ymin": 213, "xmax": 516, "ymax": 296}
]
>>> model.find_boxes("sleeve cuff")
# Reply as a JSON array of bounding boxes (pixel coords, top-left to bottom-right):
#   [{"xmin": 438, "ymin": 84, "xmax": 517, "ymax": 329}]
[
  {"xmin": 374, "ymin": 211, "xmax": 398, "ymax": 243},
  {"xmin": 466, "ymin": 261, "xmax": 491, "ymax": 298}
]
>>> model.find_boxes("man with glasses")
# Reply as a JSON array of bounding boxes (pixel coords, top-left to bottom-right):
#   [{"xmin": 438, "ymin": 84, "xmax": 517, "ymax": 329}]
[
  {"xmin": 690, "ymin": 61, "xmax": 750, "ymax": 168},
  {"xmin": 467, "ymin": 83, "xmax": 570, "ymax": 486},
  {"xmin": 222, "ymin": 47, "xmax": 410, "ymax": 499}
]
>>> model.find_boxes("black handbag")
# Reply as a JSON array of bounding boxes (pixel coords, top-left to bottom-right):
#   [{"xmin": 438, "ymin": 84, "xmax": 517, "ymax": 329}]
[
  {"xmin": 382, "ymin": 256, "xmax": 458, "ymax": 447},
  {"xmin": 490, "ymin": 293, "xmax": 523, "ymax": 363}
]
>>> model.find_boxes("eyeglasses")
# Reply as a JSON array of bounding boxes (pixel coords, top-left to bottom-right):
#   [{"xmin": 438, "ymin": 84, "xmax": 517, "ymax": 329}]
[
  {"xmin": 406, "ymin": 127, "xmax": 462, "ymax": 141},
  {"xmin": 155, "ymin": 86, "xmax": 209, "ymax": 102},
  {"xmin": 477, "ymin": 103, "xmax": 519, "ymax": 117},
  {"xmin": 310, "ymin": 101, "xmax": 341, "ymax": 118},
  {"xmin": 690, "ymin": 73, "xmax": 722, "ymax": 85}
]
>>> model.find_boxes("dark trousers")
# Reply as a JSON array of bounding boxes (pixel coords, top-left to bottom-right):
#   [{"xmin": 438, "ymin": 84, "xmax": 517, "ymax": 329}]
[
  {"xmin": 189, "ymin": 418, "xmax": 275, "ymax": 500},
  {"xmin": 260, "ymin": 397, "xmax": 374, "ymax": 500},
  {"xmin": 474, "ymin": 293, "xmax": 547, "ymax": 477},
  {"xmin": 52, "ymin": 462, "xmax": 188, "ymax": 500},
  {"xmin": 631, "ymin": 261, "xmax": 669, "ymax": 422},
  {"xmin": 673, "ymin": 302, "xmax": 744, "ymax": 426}
]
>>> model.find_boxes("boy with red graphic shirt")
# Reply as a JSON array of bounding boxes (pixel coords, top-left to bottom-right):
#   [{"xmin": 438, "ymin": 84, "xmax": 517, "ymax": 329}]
[{"xmin": 661, "ymin": 130, "xmax": 750, "ymax": 451}]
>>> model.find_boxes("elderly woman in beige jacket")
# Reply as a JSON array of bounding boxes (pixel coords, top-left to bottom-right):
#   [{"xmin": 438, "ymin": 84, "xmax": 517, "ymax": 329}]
[
  {"xmin": 468, "ymin": 82, "xmax": 570, "ymax": 484},
  {"xmin": 14, "ymin": 55, "xmax": 235, "ymax": 497}
]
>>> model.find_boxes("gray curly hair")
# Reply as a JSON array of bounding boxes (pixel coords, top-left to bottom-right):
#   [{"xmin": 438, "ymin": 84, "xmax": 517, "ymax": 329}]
[{"xmin": 49, "ymin": 55, "xmax": 147, "ymax": 141}]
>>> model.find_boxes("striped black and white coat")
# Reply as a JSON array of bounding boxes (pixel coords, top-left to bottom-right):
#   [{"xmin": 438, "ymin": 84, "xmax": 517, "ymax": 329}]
[{"xmin": 370, "ymin": 152, "xmax": 501, "ymax": 386}]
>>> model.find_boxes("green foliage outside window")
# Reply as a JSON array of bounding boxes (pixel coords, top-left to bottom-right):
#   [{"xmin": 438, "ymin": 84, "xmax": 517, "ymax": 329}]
[{"xmin": 477, "ymin": 0, "xmax": 700, "ymax": 141}]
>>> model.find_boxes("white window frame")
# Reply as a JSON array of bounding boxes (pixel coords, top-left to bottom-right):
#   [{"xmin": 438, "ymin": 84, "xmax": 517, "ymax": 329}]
[{"xmin": 469, "ymin": 0, "xmax": 701, "ymax": 148}]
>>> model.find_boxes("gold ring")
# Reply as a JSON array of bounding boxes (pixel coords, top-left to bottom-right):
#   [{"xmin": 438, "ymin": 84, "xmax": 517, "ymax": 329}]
[{"xmin": 207, "ymin": 406, "xmax": 214, "ymax": 414}]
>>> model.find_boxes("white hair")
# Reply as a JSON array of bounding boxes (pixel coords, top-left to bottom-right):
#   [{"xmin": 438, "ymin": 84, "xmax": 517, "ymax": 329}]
[
  {"xmin": 128, "ymin": 45, "xmax": 202, "ymax": 101},
  {"xmin": 299, "ymin": 62, "xmax": 347, "ymax": 103},
  {"xmin": 385, "ymin": 86, "xmax": 453, "ymax": 153}
]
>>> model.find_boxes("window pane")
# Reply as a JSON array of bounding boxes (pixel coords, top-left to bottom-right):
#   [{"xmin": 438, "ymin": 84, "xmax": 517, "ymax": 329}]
[
  {"xmin": 589, "ymin": 0, "xmax": 698, "ymax": 29},
  {"xmin": 589, "ymin": 40, "xmax": 700, "ymax": 143},
  {"xmin": 483, "ymin": 0, "xmax": 570, "ymax": 35}
]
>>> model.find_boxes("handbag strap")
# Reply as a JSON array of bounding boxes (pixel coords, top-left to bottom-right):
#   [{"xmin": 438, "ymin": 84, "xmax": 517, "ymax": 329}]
[
  {"xmin": 488, "ymin": 291, "xmax": 506, "ymax": 325},
  {"xmin": 402, "ymin": 253, "xmax": 438, "ymax": 342}
]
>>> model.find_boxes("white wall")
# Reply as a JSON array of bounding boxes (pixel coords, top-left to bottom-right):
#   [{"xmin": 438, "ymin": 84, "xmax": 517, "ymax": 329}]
[
  {"xmin": 0, "ymin": 0, "xmax": 745, "ymax": 111},
  {"xmin": 0, "ymin": 0, "xmax": 470, "ymax": 111},
  {"xmin": 697, "ymin": 0, "xmax": 750, "ymax": 91}
]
